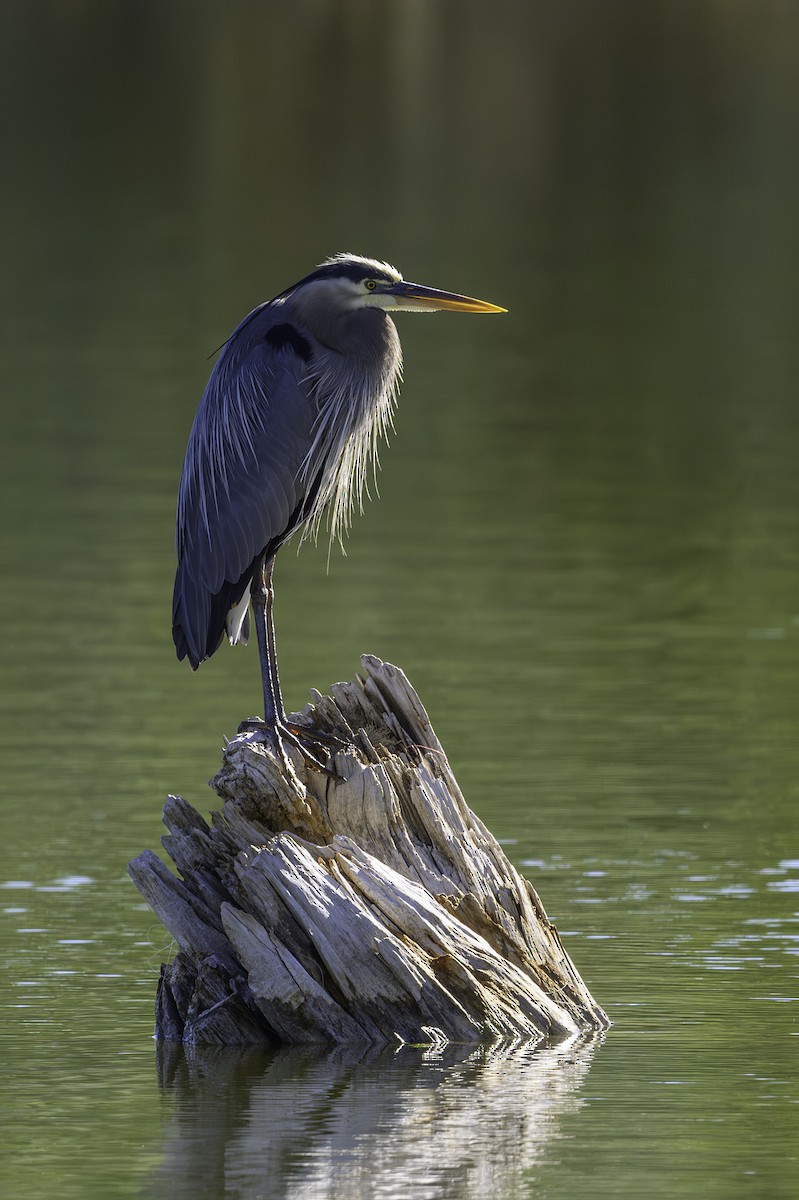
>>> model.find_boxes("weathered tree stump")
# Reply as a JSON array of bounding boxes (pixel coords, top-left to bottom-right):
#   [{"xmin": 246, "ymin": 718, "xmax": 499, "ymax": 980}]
[{"xmin": 129, "ymin": 656, "xmax": 609, "ymax": 1046}]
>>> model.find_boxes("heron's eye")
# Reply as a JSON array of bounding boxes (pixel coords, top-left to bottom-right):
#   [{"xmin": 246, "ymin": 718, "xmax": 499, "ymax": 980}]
[{"xmin": 364, "ymin": 279, "xmax": 377, "ymax": 291}]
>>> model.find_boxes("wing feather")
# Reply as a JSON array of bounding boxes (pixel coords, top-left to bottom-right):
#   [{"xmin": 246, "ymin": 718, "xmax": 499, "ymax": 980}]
[{"xmin": 173, "ymin": 313, "xmax": 319, "ymax": 667}]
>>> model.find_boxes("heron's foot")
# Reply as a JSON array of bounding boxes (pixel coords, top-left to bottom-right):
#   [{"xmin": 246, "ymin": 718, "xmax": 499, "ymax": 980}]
[
  {"xmin": 237, "ymin": 717, "xmax": 341, "ymax": 778},
  {"xmin": 284, "ymin": 721, "xmax": 351, "ymax": 751}
]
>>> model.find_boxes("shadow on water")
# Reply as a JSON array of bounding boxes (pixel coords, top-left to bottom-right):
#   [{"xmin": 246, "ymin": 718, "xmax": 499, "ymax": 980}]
[{"xmin": 146, "ymin": 1034, "xmax": 603, "ymax": 1199}]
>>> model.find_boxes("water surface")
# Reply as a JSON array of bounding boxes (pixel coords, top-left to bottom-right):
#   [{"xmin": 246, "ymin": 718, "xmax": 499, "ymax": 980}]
[{"xmin": 1, "ymin": 3, "xmax": 797, "ymax": 1198}]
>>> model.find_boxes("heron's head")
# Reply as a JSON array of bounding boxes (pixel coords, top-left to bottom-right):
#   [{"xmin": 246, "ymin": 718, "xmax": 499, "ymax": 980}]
[{"xmin": 288, "ymin": 253, "xmax": 506, "ymax": 318}]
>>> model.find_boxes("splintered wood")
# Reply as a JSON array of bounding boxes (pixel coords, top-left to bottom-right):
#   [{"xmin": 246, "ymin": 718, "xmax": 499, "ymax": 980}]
[{"xmin": 129, "ymin": 656, "xmax": 609, "ymax": 1046}]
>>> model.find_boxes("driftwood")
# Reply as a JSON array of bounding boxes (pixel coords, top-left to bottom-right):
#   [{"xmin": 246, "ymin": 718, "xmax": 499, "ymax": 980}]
[{"xmin": 129, "ymin": 656, "xmax": 609, "ymax": 1046}]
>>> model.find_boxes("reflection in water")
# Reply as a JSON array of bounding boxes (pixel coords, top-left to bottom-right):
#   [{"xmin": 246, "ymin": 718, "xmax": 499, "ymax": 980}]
[{"xmin": 147, "ymin": 1036, "xmax": 601, "ymax": 1200}]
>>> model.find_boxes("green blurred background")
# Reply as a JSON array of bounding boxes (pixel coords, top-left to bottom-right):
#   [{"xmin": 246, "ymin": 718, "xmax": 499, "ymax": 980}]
[{"xmin": 0, "ymin": 3, "xmax": 797, "ymax": 1198}]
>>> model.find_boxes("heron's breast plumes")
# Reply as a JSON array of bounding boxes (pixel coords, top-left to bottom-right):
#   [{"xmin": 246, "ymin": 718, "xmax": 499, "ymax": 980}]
[{"xmin": 300, "ymin": 315, "xmax": 402, "ymax": 547}]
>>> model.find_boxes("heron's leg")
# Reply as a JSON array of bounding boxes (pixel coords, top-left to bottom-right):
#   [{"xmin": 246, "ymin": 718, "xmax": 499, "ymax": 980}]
[
  {"xmin": 261, "ymin": 558, "xmax": 287, "ymax": 725},
  {"xmin": 243, "ymin": 557, "xmax": 337, "ymax": 774},
  {"xmin": 250, "ymin": 556, "xmax": 284, "ymax": 728}
]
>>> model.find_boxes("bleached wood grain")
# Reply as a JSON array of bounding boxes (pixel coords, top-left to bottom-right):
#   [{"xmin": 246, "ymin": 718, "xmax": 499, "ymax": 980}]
[{"xmin": 129, "ymin": 656, "xmax": 609, "ymax": 1045}]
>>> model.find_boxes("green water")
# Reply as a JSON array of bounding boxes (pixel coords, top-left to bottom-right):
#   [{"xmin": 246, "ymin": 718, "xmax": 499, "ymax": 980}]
[{"xmin": 1, "ymin": 3, "xmax": 797, "ymax": 1197}]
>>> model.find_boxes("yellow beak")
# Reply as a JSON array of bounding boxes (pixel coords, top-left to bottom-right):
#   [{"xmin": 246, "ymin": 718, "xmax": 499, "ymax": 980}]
[{"xmin": 387, "ymin": 281, "xmax": 507, "ymax": 314}]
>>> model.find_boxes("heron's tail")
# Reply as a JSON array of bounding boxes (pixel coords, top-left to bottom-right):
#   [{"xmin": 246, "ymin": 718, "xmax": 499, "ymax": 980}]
[{"xmin": 172, "ymin": 563, "xmax": 253, "ymax": 669}]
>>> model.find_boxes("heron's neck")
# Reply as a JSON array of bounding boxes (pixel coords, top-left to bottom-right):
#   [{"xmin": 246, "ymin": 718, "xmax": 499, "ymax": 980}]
[
  {"xmin": 291, "ymin": 288, "xmax": 389, "ymax": 356},
  {"xmin": 340, "ymin": 308, "xmax": 401, "ymax": 373}
]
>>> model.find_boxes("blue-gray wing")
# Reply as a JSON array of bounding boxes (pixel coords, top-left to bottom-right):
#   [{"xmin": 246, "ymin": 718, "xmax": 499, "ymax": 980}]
[{"xmin": 172, "ymin": 314, "xmax": 319, "ymax": 668}]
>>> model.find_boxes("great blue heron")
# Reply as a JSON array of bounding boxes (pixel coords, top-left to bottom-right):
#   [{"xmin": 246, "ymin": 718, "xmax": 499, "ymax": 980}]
[{"xmin": 173, "ymin": 253, "xmax": 505, "ymax": 767}]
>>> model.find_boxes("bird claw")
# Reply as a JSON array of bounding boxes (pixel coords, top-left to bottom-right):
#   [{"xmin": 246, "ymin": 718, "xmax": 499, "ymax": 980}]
[
  {"xmin": 237, "ymin": 717, "xmax": 342, "ymax": 778},
  {"xmin": 284, "ymin": 720, "xmax": 351, "ymax": 750}
]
